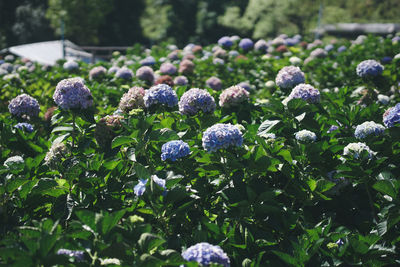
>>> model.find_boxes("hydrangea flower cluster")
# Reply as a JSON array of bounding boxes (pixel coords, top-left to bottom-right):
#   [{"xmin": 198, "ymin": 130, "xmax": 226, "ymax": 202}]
[
  {"xmin": 327, "ymin": 125, "xmax": 339, "ymax": 133},
  {"xmin": 202, "ymin": 123, "xmax": 243, "ymax": 152},
  {"xmin": 354, "ymin": 121, "xmax": 385, "ymax": 139},
  {"xmin": 14, "ymin": 122, "xmax": 34, "ymax": 133},
  {"xmin": 63, "ymin": 60, "xmax": 79, "ymax": 71},
  {"xmin": 237, "ymin": 81, "xmax": 251, "ymax": 91},
  {"xmin": 219, "ymin": 85, "xmax": 250, "ymax": 107},
  {"xmin": 174, "ymin": 75, "xmax": 188, "ymax": 86},
  {"xmin": 218, "ymin": 36, "xmax": 233, "ymax": 48},
  {"xmin": 160, "ymin": 62, "xmax": 177, "ymax": 75},
  {"xmin": 254, "ymin": 39, "xmax": 268, "ymax": 51},
  {"xmin": 44, "ymin": 142, "xmax": 69, "ymax": 169},
  {"xmin": 182, "ymin": 242, "xmax": 230, "ymax": 267},
  {"xmin": 95, "ymin": 115, "xmax": 124, "ymax": 149},
  {"xmin": 161, "ymin": 140, "xmax": 190, "ymax": 161},
  {"xmin": 108, "ymin": 66, "xmax": 120, "ymax": 74},
  {"xmin": 56, "ymin": 249, "xmax": 84, "ymax": 262},
  {"xmin": 3, "ymin": 155, "xmax": 24, "ymax": 171},
  {"xmin": 134, "ymin": 179, "xmax": 148, "ymax": 196},
  {"xmin": 239, "ymin": 38, "xmax": 254, "ymax": 50},
  {"xmin": 143, "ymin": 84, "xmax": 178, "ymax": 108},
  {"xmin": 8, "ymin": 93, "xmax": 40, "ymax": 118},
  {"xmin": 343, "ymin": 142, "xmax": 375, "ymax": 159},
  {"xmin": 119, "ymin": 86, "xmax": 145, "ymax": 113},
  {"xmin": 287, "ymin": 83, "xmax": 320, "ymax": 103},
  {"xmin": 89, "ymin": 66, "xmax": 107, "ymax": 80},
  {"xmin": 295, "ymin": 130, "xmax": 317, "ymax": 142},
  {"xmin": 53, "ymin": 78, "xmax": 93, "ymax": 110},
  {"xmin": 1, "ymin": 62, "xmax": 14, "ymax": 73},
  {"xmin": 179, "ymin": 59, "xmax": 195, "ymax": 74},
  {"xmin": 356, "ymin": 60, "xmax": 384, "ymax": 78},
  {"xmin": 206, "ymin": 76, "xmax": 222, "ymax": 90},
  {"xmin": 383, "ymin": 103, "xmax": 400, "ymax": 128},
  {"xmin": 179, "ymin": 88, "xmax": 216, "ymax": 115},
  {"xmin": 115, "ymin": 67, "xmax": 134, "ymax": 79},
  {"xmin": 275, "ymin": 66, "xmax": 305, "ymax": 89},
  {"xmin": 136, "ymin": 66, "xmax": 154, "ymax": 82},
  {"xmin": 310, "ymin": 48, "xmax": 328, "ymax": 58},
  {"xmin": 140, "ymin": 56, "xmax": 156, "ymax": 66}
]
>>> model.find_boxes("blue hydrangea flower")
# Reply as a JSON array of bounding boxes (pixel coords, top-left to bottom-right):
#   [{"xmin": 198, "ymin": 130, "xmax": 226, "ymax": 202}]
[
  {"xmin": 285, "ymin": 37, "xmax": 300, "ymax": 46},
  {"xmin": 288, "ymin": 83, "xmax": 320, "ymax": 103},
  {"xmin": 324, "ymin": 44, "xmax": 334, "ymax": 52},
  {"xmin": 254, "ymin": 39, "xmax": 268, "ymax": 51},
  {"xmin": 182, "ymin": 242, "xmax": 230, "ymax": 267},
  {"xmin": 295, "ymin": 130, "xmax": 317, "ymax": 142},
  {"xmin": 8, "ymin": 93, "xmax": 40, "ymax": 118},
  {"xmin": 140, "ymin": 56, "xmax": 156, "ymax": 66},
  {"xmin": 356, "ymin": 60, "xmax": 384, "ymax": 78},
  {"xmin": 152, "ymin": 175, "xmax": 167, "ymax": 196},
  {"xmin": 327, "ymin": 125, "xmax": 339, "ymax": 133},
  {"xmin": 174, "ymin": 75, "xmax": 188, "ymax": 86},
  {"xmin": 115, "ymin": 67, "xmax": 134, "ymax": 79},
  {"xmin": 381, "ymin": 56, "xmax": 392, "ymax": 64},
  {"xmin": 239, "ymin": 38, "xmax": 254, "ymax": 51},
  {"xmin": 206, "ymin": 77, "xmax": 222, "ymax": 90},
  {"xmin": 108, "ymin": 66, "xmax": 120, "ymax": 74},
  {"xmin": 179, "ymin": 88, "xmax": 216, "ymax": 115},
  {"xmin": 337, "ymin": 46, "xmax": 347, "ymax": 53},
  {"xmin": 383, "ymin": 103, "xmax": 400, "ymax": 128},
  {"xmin": 275, "ymin": 66, "xmax": 305, "ymax": 90},
  {"xmin": 14, "ymin": 122, "xmax": 34, "ymax": 133},
  {"xmin": 343, "ymin": 142, "xmax": 375, "ymax": 159},
  {"xmin": 202, "ymin": 123, "xmax": 243, "ymax": 152},
  {"xmin": 57, "ymin": 249, "xmax": 85, "ymax": 262},
  {"xmin": 53, "ymin": 78, "xmax": 93, "ymax": 110},
  {"xmin": 218, "ymin": 36, "xmax": 233, "ymax": 48},
  {"xmin": 161, "ymin": 140, "xmax": 190, "ymax": 161},
  {"xmin": 354, "ymin": 121, "xmax": 385, "ymax": 139},
  {"xmin": 237, "ymin": 82, "xmax": 251, "ymax": 91},
  {"xmin": 144, "ymin": 84, "xmax": 178, "ymax": 108},
  {"xmin": 134, "ymin": 179, "xmax": 148, "ymax": 196}
]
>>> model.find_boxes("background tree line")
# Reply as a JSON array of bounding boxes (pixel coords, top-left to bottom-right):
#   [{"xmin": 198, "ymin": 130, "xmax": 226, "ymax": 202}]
[{"xmin": 1, "ymin": 0, "xmax": 399, "ymax": 49}]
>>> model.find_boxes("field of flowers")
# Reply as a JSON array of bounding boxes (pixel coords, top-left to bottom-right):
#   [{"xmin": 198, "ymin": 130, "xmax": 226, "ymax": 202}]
[{"xmin": 1, "ymin": 34, "xmax": 400, "ymax": 266}]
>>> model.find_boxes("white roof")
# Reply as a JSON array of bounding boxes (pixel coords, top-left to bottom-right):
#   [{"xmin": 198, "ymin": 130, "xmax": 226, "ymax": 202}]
[{"xmin": 7, "ymin": 40, "xmax": 93, "ymax": 65}]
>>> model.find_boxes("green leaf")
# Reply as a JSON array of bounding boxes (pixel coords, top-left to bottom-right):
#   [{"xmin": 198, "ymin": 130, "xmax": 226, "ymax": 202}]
[
  {"xmin": 257, "ymin": 119, "xmax": 280, "ymax": 135},
  {"xmin": 134, "ymin": 163, "xmax": 151, "ymax": 179},
  {"xmin": 101, "ymin": 210, "xmax": 125, "ymax": 234},
  {"xmin": 376, "ymin": 220, "xmax": 387, "ymax": 237},
  {"xmin": 373, "ymin": 180, "xmax": 397, "ymax": 198},
  {"xmin": 138, "ymin": 233, "xmax": 166, "ymax": 252},
  {"xmin": 112, "ymin": 136, "xmax": 134, "ymax": 148},
  {"xmin": 272, "ymin": 251, "xmax": 298, "ymax": 266},
  {"xmin": 75, "ymin": 210, "xmax": 100, "ymax": 232}
]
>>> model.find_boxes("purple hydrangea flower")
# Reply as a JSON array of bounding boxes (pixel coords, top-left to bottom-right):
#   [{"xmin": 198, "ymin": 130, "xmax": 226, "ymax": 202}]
[
  {"xmin": 179, "ymin": 88, "xmax": 216, "ymax": 115},
  {"xmin": 136, "ymin": 66, "xmax": 154, "ymax": 82},
  {"xmin": 295, "ymin": 129, "xmax": 317, "ymax": 142},
  {"xmin": 383, "ymin": 103, "xmax": 400, "ymax": 128},
  {"xmin": 337, "ymin": 46, "xmax": 347, "ymax": 53},
  {"xmin": 343, "ymin": 142, "xmax": 375, "ymax": 159},
  {"xmin": 134, "ymin": 179, "xmax": 148, "ymax": 196},
  {"xmin": 327, "ymin": 125, "xmax": 339, "ymax": 133},
  {"xmin": 140, "ymin": 56, "xmax": 156, "ymax": 66},
  {"xmin": 228, "ymin": 50, "xmax": 239, "ymax": 57},
  {"xmin": 63, "ymin": 60, "xmax": 79, "ymax": 71},
  {"xmin": 381, "ymin": 56, "xmax": 392, "ymax": 64},
  {"xmin": 115, "ymin": 67, "xmax": 134, "ymax": 79},
  {"xmin": 108, "ymin": 66, "xmax": 120, "ymax": 74},
  {"xmin": 8, "ymin": 94, "xmax": 40, "ymax": 118},
  {"xmin": 237, "ymin": 82, "xmax": 251, "ymax": 91},
  {"xmin": 213, "ymin": 58, "xmax": 224, "ymax": 65},
  {"xmin": 174, "ymin": 75, "xmax": 188, "ymax": 86},
  {"xmin": 356, "ymin": 60, "xmax": 384, "ymax": 78},
  {"xmin": 202, "ymin": 123, "xmax": 243, "ymax": 152},
  {"xmin": 206, "ymin": 77, "xmax": 222, "ymax": 90},
  {"xmin": 310, "ymin": 48, "xmax": 328, "ymax": 58},
  {"xmin": 53, "ymin": 78, "xmax": 93, "ymax": 110},
  {"xmin": 144, "ymin": 84, "xmax": 178, "ymax": 108},
  {"xmin": 275, "ymin": 66, "xmax": 305, "ymax": 90},
  {"xmin": 182, "ymin": 242, "xmax": 230, "ymax": 267},
  {"xmin": 57, "ymin": 249, "xmax": 84, "ymax": 262},
  {"xmin": 239, "ymin": 38, "xmax": 253, "ymax": 51},
  {"xmin": 14, "ymin": 122, "xmax": 34, "ymax": 133},
  {"xmin": 288, "ymin": 83, "xmax": 320, "ymax": 103},
  {"xmin": 354, "ymin": 121, "xmax": 385, "ymax": 139},
  {"xmin": 219, "ymin": 85, "xmax": 250, "ymax": 107},
  {"xmin": 161, "ymin": 140, "xmax": 190, "ymax": 161},
  {"xmin": 218, "ymin": 36, "xmax": 233, "ymax": 48},
  {"xmin": 254, "ymin": 39, "xmax": 268, "ymax": 51},
  {"xmin": 89, "ymin": 66, "xmax": 107, "ymax": 80},
  {"xmin": 159, "ymin": 62, "xmax": 177, "ymax": 75},
  {"xmin": 285, "ymin": 37, "xmax": 300, "ymax": 46},
  {"xmin": 324, "ymin": 44, "xmax": 334, "ymax": 52},
  {"xmin": 152, "ymin": 175, "xmax": 166, "ymax": 189}
]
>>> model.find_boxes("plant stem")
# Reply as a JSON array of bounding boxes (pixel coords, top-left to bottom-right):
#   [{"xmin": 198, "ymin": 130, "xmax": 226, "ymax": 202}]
[{"xmin": 72, "ymin": 112, "xmax": 76, "ymax": 148}]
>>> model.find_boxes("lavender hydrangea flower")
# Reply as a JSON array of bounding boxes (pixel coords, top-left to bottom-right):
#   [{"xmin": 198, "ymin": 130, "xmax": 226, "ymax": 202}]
[
  {"xmin": 152, "ymin": 175, "xmax": 166, "ymax": 189},
  {"xmin": 63, "ymin": 60, "xmax": 79, "ymax": 71},
  {"xmin": 237, "ymin": 82, "xmax": 251, "ymax": 91},
  {"xmin": 179, "ymin": 88, "xmax": 216, "ymax": 115},
  {"xmin": 287, "ymin": 83, "xmax": 320, "ymax": 103},
  {"xmin": 14, "ymin": 122, "xmax": 34, "ymax": 133},
  {"xmin": 354, "ymin": 121, "xmax": 385, "ymax": 139},
  {"xmin": 239, "ymin": 38, "xmax": 254, "ymax": 51},
  {"xmin": 182, "ymin": 242, "xmax": 230, "ymax": 267},
  {"xmin": 8, "ymin": 94, "xmax": 40, "ymax": 118},
  {"xmin": 324, "ymin": 44, "xmax": 334, "ymax": 52},
  {"xmin": 136, "ymin": 66, "xmax": 154, "ymax": 82},
  {"xmin": 202, "ymin": 123, "xmax": 243, "ymax": 152},
  {"xmin": 310, "ymin": 48, "xmax": 328, "ymax": 58},
  {"xmin": 337, "ymin": 46, "xmax": 347, "ymax": 53},
  {"xmin": 383, "ymin": 103, "xmax": 400, "ymax": 128},
  {"xmin": 174, "ymin": 75, "xmax": 188, "ymax": 86},
  {"xmin": 140, "ymin": 56, "xmax": 156, "ymax": 66},
  {"xmin": 161, "ymin": 140, "xmax": 190, "ymax": 161},
  {"xmin": 206, "ymin": 77, "xmax": 222, "ymax": 90},
  {"xmin": 53, "ymin": 78, "xmax": 93, "ymax": 110},
  {"xmin": 115, "ymin": 67, "xmax": 134, "ymax": 79},
  {"xmin": 381, "ymin": 56, "xmax": 392, "ymax": 64},
  {"xmin": 275, "ymin": 66, "xmax": 305, "ymax": 90},
  {"xmin": 144, "ymin": 84, "xmax": 178, "ymax": 108},
  {"xmin": 218, "ymin": 36, "xmax": 233, "ymax": 48},
  {"xmin": 1, "ymin": 62, "xmax": 14, "ymax": 73},
  {"xmin": 343, "ymin": 142, "xmax": 375, "ymax": 159},
  {"xmin": 159, "ymin": 62, "xmax": 177, "ymax": 75},
  {"xmin": 119, "ymin": 86, "xmax": 145, "ymax": 113},
  {"xmin": 134, "ymin": 179, "xmax": 148, "ymax": 196},
  {"xmin": 89, "ymin": 66, "xmax": 107, "ymax": 80},
  {"xmin": 219, "ymin": 85, "xmax": 250, "ymax": 107},
  {"xmin": 295, "ymin": 130, "xmax": 317, "ymax": 142},
  {"xmin": 108, "ymin": 66, "xmax": 120, "ymax": 74},
  {"xmin": 57, "ymin": 249, "xmax": 84, "ymax": 262},
  {"xmin": 356, "ymin": 60, "xmax": 384, "ymax": 78},
  {"xmin": 228, "ymin": 50, "xmax": 239, "ymax": 57},
  {"xmin": 327, "ymin": 125, "xmax": 339, "ymax": 133},
  {"xmin": 254, "ymin": 39, "xmax": 268, "ymax": 51},
  {"xmin": 213, "ymin": 58, "xmax": 224, "ymax": 65}
]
